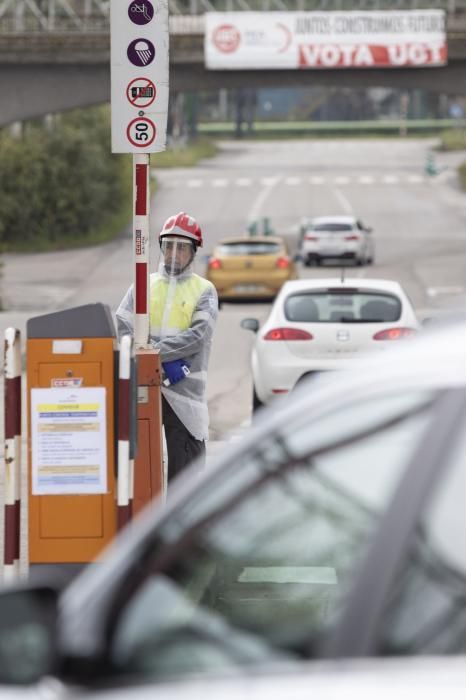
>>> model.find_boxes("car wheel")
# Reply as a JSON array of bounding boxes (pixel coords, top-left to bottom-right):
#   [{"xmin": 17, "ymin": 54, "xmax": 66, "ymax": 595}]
[{"xmin": 253, "ymin": 387, "xmax": 264, "ymax": 413}]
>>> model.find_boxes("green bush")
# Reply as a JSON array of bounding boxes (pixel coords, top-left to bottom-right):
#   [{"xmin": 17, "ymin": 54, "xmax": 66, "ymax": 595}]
[
  {"xmin": 0, "ymin": 108, "xmax": 217, "ymax": 252},
  {"xmin": 437, "ymin": 129, "xmax": 466, "ymax": 152},
  {"xmin": 0, "ymin": 107, "xmax": 131, "ymax": 251}
]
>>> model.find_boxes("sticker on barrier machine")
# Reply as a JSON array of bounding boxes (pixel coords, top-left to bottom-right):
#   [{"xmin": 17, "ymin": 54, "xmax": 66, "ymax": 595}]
[{"xmin": 31, "ymin": 387, "xmax": 107, "ymax": 495}]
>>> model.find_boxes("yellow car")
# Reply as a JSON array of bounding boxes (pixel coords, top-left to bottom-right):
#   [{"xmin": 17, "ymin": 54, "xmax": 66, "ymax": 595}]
[{"xmin": 206, "ymin": 236, "xmax": 296, "ymax": 303}]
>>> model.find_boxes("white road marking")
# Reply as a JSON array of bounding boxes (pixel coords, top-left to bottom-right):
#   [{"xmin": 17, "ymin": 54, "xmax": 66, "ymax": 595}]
[
  {"xmin": 248, "ymin": 174, "xmax": 282, "ymax": 225},
  {"xmin": 260, "ymin": 176, "xmax": 280, "ymax": 186},
  {"xmin": 427, "ymin": 286, "xmax": 464, "ymax": 298},
  {"xmin": 165, "ymin": 174, "xmax": 432, "ymax": 190},
  {"xmin": 332, "ymin": 187, "xmax": 353, "ymax": 215}
]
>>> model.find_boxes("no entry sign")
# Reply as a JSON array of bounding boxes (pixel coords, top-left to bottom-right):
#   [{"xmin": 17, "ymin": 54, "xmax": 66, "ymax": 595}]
[{"xmin": 111, "ymin": 0, "xmax": 169, "ymax": 153}]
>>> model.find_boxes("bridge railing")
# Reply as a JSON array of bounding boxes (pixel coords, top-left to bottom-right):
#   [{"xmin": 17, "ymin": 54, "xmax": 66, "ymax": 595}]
[{"xmin": 0, "ymin": 0, "xmax": 465, "ymax": 32}]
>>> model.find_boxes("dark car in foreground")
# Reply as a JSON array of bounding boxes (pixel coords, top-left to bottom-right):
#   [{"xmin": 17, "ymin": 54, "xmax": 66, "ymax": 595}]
[{"xmin": 1, "ymin": 318, "xmax": 466, "ymax": 696}]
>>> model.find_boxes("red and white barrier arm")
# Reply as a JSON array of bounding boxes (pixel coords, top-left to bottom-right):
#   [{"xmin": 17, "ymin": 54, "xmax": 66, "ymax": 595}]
[
  {"xmin": 3, "ymin": 328, "xmax": 21, "ymax": 582},
  {"xmin": 117, "ymin": 334, "xmax": 133, "ymax": 531},
  {"xmin": 134, "ymin": 154, "xmax": 150, "ymax": 348}
]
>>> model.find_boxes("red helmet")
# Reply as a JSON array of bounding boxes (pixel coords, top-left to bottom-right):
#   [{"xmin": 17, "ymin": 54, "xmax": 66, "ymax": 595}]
[{"xmin": 159, "ymin": 212, "xmax": 203, "ymax": 248}]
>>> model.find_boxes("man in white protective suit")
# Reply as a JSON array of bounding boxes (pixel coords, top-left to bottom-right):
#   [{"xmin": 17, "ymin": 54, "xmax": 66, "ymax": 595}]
[{"xmin": 116, "ymin": 212, "xmax": 218, "ymax": 482}]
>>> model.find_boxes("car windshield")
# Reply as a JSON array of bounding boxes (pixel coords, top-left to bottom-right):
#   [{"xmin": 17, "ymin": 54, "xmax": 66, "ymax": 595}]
[
  {"xmin": 217, "ymin": 242, "xmax": 281, "ymax": 256},
  {"xmin": 284, "ymin": 291, "xmax": 402, "ymax": 323},
  {"xmin": 109, "ymin": 389, "xmax": 438, "ymax": 682},
  {"xmin": 311, "ymin": 223, "xmax": 353, "ymax": 232}
]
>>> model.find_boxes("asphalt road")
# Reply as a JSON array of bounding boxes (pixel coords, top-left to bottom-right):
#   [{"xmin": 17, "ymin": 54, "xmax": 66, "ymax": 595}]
[{"xmin": 2, "ymin": 137, "xmax": 466, "ymax": 442}]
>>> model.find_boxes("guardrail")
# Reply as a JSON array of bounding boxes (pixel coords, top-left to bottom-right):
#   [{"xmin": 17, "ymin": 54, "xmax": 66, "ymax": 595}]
[
  {"xmin": 0, "ymin": 0, "xmax": 465, "ymax": 32},
  {"xmin": 198, "ymin": 118, "xmax": 466, "ymax": 137}
]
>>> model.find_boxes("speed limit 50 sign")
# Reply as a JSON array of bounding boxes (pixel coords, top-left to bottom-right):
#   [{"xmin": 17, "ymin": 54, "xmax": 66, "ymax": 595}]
[{"xmin": 110, "ymin": 0, "xmax": 169, "ymax": 153}]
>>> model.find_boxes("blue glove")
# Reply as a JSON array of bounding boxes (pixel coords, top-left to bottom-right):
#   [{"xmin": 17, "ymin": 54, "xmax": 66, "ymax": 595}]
[{"xmin": 162, "ymin": 359, "xmax": 191, "ymax": 386}]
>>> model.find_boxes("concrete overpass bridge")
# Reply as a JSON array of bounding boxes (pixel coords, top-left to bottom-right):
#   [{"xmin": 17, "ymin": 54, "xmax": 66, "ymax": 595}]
[{"xmin": 1, "ymin": 0, "xmax": 466, "ymax": 126}]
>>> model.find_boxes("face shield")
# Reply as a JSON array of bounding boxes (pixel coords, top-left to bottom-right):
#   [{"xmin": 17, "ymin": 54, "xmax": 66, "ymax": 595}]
[
  {"xmin": 159, "ymin": 237, "xmax": 195, "ymax": 278},
  {"xmin": 157, "ymin": 236, "xmax": 196, "ymax": 339}
]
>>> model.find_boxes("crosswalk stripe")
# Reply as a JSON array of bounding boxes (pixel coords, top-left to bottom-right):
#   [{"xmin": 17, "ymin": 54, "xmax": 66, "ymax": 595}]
[
  {"xmin": 260, "ymin": 176, "xmax": 280, "ymax": 186},
  {"xmin": 164, "ymin": 175, "xmax": 434, "ymax": 189}
]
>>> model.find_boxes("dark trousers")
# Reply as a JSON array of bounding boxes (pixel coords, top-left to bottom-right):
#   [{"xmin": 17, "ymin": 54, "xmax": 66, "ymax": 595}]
[{"xmin": 162, "ymin": 396, "xmax": 206, "ymax": 482}]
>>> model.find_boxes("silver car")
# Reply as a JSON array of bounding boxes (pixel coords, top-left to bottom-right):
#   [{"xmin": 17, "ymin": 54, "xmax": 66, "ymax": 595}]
[
  {"xmin": 299, "ymin": 215, "xmax": 375, "ymax": 266},
  {"xmin": 1, "ymin": 318, "xmax": 466, "ymax": 695}
]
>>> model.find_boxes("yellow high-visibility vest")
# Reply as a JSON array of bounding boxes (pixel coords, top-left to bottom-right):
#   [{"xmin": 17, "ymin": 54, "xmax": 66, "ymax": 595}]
[{"xmin": 149, "ymin": 274, "xmax": 211, "ymax": 332}]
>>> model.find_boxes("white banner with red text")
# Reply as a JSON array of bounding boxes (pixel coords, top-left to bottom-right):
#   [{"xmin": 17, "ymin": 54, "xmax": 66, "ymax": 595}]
[{"xmin": 205, "ymin": 10, "xmax": 446, "ymax": 70}]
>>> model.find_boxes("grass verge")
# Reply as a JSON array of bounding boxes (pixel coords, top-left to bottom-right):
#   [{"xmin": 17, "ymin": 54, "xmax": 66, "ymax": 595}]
[
  {"xmin": 151, "ymin": 138, "xmax": 218, "ymax": 167},
  {"xmin": 458, "ymin": 161, "xmax": 466, "ymax": 190},
  {"xmin": 199, "ymin": 119, "xmax": 466, "ymax": 140},
  {"xmin": 437, "ymin": 129, "xmax": 466, "ymax": 152}
]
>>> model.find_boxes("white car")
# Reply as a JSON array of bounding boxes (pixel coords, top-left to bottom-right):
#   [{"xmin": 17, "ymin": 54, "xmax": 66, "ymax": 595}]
[
  {"xmin": 299, "ymin": 215, "xmax": 375, "ymax": 266},
  {"xmin": 241, "ymin": 278, "xmax": 419, "ymax": 409}
]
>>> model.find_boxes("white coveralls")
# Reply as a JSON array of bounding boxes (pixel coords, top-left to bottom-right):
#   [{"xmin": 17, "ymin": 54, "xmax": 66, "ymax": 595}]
[{"xmin": 116, "ymin": 258, "xmax": 218, "ymax": 477}]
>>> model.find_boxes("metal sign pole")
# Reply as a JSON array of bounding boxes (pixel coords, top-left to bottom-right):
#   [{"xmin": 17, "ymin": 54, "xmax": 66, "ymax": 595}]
[
  {"xmin": 133, "ymin": 153, "xmax": 150, "ymax": 348},
  {"xmin": 111, "ymin": 0, "xmax": 168, "ymax": 512}
]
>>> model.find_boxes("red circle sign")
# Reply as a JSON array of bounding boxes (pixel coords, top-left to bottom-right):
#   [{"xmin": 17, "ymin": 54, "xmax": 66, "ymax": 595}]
[
  {"xmin": 126, "ymin": 77, "xmax": 156, "ymax": 107},
  {"xmin": 126, "ymin": 117, "xmax": 156, "ymax": 147},
  {"xmin": 213, "ymin": 24, "xmax": 240, "ymax": 53}
]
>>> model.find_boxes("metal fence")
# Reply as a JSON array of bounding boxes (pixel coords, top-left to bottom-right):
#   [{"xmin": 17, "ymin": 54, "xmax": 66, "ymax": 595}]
[{"xmin": 0, "ymin": 0, "xmax": 464, "ymax": 31}]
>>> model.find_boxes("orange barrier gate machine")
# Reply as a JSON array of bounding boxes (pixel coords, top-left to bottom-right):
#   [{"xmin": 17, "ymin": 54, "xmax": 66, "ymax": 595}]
[{"xmin": 27, "ymin": 303, "xmax": 163, "ymax": 580}]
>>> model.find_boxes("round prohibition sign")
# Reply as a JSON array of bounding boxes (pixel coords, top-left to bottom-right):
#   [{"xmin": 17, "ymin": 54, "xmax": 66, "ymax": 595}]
[
  {"xmin": 127, "ymin": 117, "xmax": 156, "ymax": 147},
  {"xmin": 126, "ymin": 77, "xmax": 156, "ymax": 108}
]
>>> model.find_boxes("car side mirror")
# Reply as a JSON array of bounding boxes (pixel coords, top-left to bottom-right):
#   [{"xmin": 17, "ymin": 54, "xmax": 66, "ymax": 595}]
[
  {"xmin": 293, "ymin": 253, "xmax": 303, "ymax": 262},
  {"xmin": 0, "ymin": 586, "xmax": 59, "ymax": 685},
  {"xmin": 240, "ymin": 318, "xmax": 259, "ymax": 333},
  {"xmin": 421, "ymin": 317, "xmax": 433, "ymax": 327}
]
